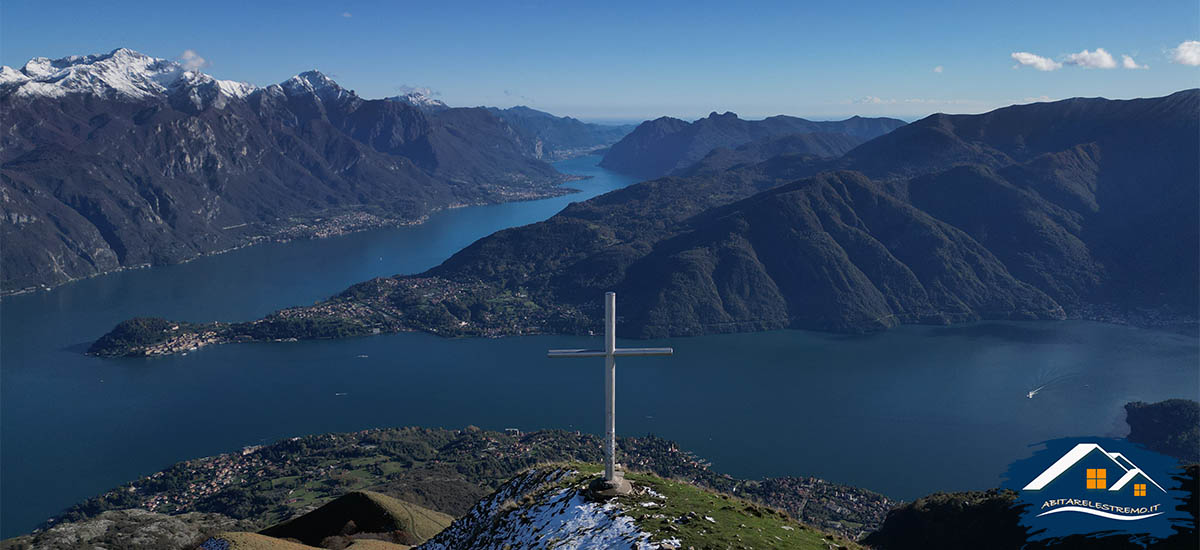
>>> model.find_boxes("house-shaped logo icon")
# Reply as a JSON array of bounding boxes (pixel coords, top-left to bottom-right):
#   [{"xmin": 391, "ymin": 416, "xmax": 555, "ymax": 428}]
[
  {"xmin": 1023, "ymin": 443, "xmax": 1166, "ymax": 496},
  {"xmin": 1020, "ymin": 442, "xmax": 1169, "ymax": 521},
  {"xmin": 1006, "ymin": 438, "xmax": 1185, "ymax": 539}
]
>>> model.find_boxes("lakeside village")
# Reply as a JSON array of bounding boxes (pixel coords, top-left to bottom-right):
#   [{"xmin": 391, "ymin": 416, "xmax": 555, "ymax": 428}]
[
  {"xmin": 4, "ymin": 174, "xmax": 571, "ymax": 299},
  {"xmin": 53, "ymin": 427, "xmax": 894, "ymax": 540},
  {"xmin": 267, "ymin": 175, "xmax": 579, "ymax": 243},
  {"xmin": 92, "ymin": 271, "xmax": 1198, "ymax": 359},
  {"xmin": 90, "ymin": 275, "xmax": 580, "ymax": 357}
]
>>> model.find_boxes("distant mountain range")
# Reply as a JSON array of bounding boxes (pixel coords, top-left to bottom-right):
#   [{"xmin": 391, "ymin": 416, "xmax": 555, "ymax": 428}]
[
  {"xmin": 432, "ymin": 90, "xmax": 1197, "ymax": 337},
  {"xmin": 388, "ymin": 92, "xmax": 635, "ymax": 160},
  {"xmin": 89, "ymin": 90, "xmax": 1199, "ymax": 357},
  {"xmin": 486, "ymin": 106, "xmax": 636, "ymax": 160},
  {"xmin": 0, "ymin": 49, "xmax": 632, "ymax": 294},
  {"xmin": 599, "ymin": 111, "xmax": 906, "ymax": 178}
]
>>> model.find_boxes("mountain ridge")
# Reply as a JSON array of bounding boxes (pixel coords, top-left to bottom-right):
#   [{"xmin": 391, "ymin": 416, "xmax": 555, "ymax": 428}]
[
  {"xmin": 599, "ymin": 111, "xmax": 906, "ymax": 178},
  {"xmin": 88, "ymin": 90, "xmax": 1199, "ymax": 356},
  {"xmin": 484, "ymin": 105, "xmax": 636, "ymax": 160},
  {"xmin": 0, "ymin": 49, "xmax": 572, "ymax": 295}
]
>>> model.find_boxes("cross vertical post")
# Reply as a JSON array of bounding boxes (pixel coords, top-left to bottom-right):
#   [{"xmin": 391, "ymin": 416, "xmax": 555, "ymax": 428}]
[
  {"xmin": 604, "ymin": 291, "xmax": 617, "ymax": 482},
  {"xmin": 547, "ymin": 291, "xmax": 674, "ymax": 496}
]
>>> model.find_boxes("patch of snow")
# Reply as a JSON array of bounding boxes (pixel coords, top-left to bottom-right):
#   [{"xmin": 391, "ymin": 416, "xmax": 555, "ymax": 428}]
[
  {"xmin": 20, "ymin": 57, "xmax": 57, "ymax": 79},
  {"xmin": 642, "ymin": 487, "xmax": 666, "ymax": 500},
  {"xmin": 216, "ymin": 79, "xmax": 257, "ymax": 98},
  {"xmin": 658, "ymin": 536, "xmax": 682, "ymax": 549},
  {"xmin": 0, "ymin": 66, "xmax": 29, "ymax": 85},
  {"xmin": 281, "ymin": 70, "xmax": 351, "ymax": 103},
  {"xmin": 421, "ymin": 468, "xmax": 661, "ymax": 550},
  {"xmin": 12, "ymin": 81, "xmax": 66, "ymax": 98}
]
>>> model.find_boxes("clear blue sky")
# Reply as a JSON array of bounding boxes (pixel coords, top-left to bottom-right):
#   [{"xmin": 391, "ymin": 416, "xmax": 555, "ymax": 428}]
[{"xmin": 3, "ymin": 0, "xmax": 1197, "ymax": 121}]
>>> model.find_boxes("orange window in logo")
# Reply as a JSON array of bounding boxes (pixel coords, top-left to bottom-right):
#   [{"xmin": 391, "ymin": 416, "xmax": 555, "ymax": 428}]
[
  {"xmin": 1134, "ymin": 484, "xmax": 1146, "ymax": 496},
  {"xmin": 1086, "ymin": 468, "xmax": 1107, "ymax": 489}
]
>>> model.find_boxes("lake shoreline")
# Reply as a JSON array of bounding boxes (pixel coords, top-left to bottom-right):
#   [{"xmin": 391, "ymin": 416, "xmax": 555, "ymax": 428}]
[
  {"xmin": 0, "ymin": 175, "xmax": 593, "ymax": 300},
  {"xmin": 87, "ymin": 294, "xmax": 1197, "ymax": 358}
]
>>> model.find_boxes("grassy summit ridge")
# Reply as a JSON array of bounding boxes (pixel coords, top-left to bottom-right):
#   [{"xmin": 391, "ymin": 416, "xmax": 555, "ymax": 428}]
[
  {"xmin": 203, "ymin": 464, "xmax": 861, "ymax": 549},
  {"xmin": 417, "ymin": 464, "xmax": 862, "ymax": 550}
]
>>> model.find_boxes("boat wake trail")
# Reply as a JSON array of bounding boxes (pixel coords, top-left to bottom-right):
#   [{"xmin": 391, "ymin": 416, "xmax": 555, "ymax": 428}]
[{"xmin": 1026, "ymin": 367, "xmax": 1083, "ymax": 399}]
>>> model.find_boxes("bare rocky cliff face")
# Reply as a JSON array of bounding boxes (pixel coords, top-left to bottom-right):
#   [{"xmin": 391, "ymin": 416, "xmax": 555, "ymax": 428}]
[{"xmin": 0, "ymin": 49, "xmax": 566, "ymax": 294}]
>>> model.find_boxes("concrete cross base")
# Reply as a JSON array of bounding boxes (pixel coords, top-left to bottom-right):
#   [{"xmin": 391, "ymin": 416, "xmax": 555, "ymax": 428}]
[{"xmin": 588, "ymin": 472, "xmax": 633, "ymax": 497}]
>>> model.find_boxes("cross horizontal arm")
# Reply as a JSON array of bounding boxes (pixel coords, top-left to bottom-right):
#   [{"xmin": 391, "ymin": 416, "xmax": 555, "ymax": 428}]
[
  {"xmin": 547, "ymin": 349, "xmax": 607, "ymax": 358},
  {"xmin": 614, "ymin": 347, "xmax": 674, "ymax": 356},
  {"xmin": 547, "ymin": 347, "xmax": 674, "ymax": 358}
]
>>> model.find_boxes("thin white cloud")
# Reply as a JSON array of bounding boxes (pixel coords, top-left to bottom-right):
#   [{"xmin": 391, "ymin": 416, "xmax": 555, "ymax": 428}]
[
  {"xmin": 1012, "ymin": 48, "xmax": 1150, "ymax": 71},
  {"xmin": 342, "ymin": 12, "xmax": 353, "ymax": 18},
  {"xmin": 178, "ymin": 50, "xmax": 209, "ymax": 71},
  {"xmin": 396, "ymin": 85, "xmax": 441, "ymax": 97},
  {"xmin": 1064, "ymin": 48, "xmax": 1117, "ymax": 69},
  {"xmin": 1022, "ymin": 95, "xmax": 1052, "ymax": 103},
  {"xmin": 933, "ymin": 65, "xmax": 944, "ymax": 73},
  {"xmin": 504, "ymin": 89, "xmax": 536, "ymax": 103},
  {"xmin": 1011, "ymin": 52, "xmax": 1062, "ymax": 71},
  {"xmin": 1121, "ymin": 54, "xmax": 1147, "ymax": 69},
  {"xmin": 1170, "ymin": 40, "xmax": 1200, "ymax": 66}
]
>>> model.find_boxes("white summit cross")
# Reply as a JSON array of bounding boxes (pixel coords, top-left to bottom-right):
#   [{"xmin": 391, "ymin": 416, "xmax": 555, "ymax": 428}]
[{"xmin": 547, "ymin": 291, "xmax": 672, "ymax": 495}]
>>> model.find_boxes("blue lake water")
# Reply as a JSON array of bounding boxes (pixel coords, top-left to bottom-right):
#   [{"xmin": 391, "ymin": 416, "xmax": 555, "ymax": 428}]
[{"xmin": 2, "ymin": 155, "xmax": 1197, "ymax": 537}]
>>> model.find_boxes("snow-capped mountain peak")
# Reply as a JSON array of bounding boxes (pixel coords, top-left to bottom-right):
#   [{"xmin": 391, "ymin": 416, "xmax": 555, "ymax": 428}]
[
  {"xmin": 0, "ymin": 65, "xmax": 28, "ymax": 86},
  {"xmin": 386, "ymin": 88, "xmax": 449, "ymax": 111},
  {"xmin": 1, "ymin": 48, "xmax": 257, "ymax": 101},
  {"xmin": 280, "ymin": 70, "xmax": 352, "ymax": 103}
]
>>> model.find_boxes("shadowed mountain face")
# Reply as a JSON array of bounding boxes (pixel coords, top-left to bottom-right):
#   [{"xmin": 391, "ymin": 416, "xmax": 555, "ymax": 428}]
[
  {"xmin": 0, "ymin": 50, "xmax": 565, "ymax": 293},
  {"xmin": 415, "ymin": 90, "xmax": 1198, "ymax": 336},
  {"xmin": 674, "ymin": 132, "xmax": 865, "ymax": 177},
  {"xmin": 613, "ymin": 171, "xmax": 1064, "ymax": 335},
  {"xmin": 850, "ymin": 91, "xmax": 1200, "ymax": 313},
  {"xmin": 599, "ymin": 112, "xmax": 906, "ymax": 178}
]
